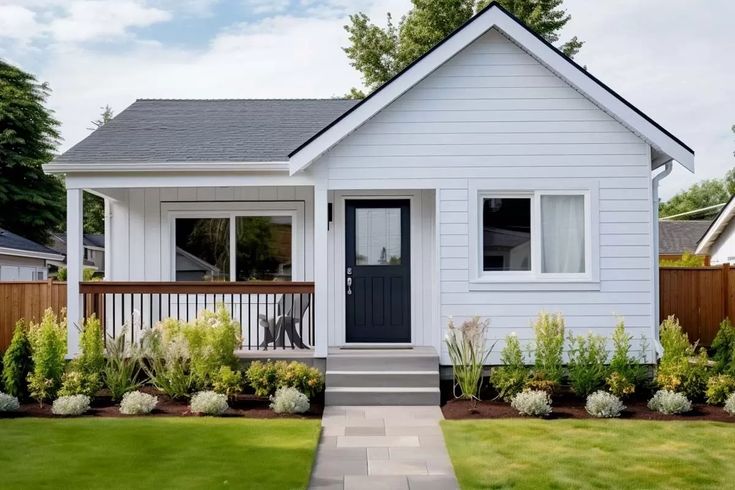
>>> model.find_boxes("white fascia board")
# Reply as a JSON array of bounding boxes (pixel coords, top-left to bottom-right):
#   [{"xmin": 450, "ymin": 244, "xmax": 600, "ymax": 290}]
[
  {"xmin": 0, "ymin": 247, "xmax": 64, "ymax": 261},
  {"xmin": 289, "ymin": 5, "xmax": 694, "ymax": 174},
  {"xmin": 44, "ymin": 161, "xmax": 290, "ymax": 174},
  {"xmin": 695, "ymin": 198, "xmax": 735, "ymax": 255}
]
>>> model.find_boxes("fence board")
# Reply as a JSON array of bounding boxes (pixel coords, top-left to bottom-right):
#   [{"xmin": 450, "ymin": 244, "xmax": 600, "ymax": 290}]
[{"xmin": 0, "ymin": 281, "xmax": 67, "ymax": 350}]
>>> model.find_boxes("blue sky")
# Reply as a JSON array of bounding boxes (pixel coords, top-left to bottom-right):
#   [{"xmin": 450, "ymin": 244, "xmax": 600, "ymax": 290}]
[{"xmin": 0, "ymin": 0, "xmax": 733, "ymax": 199}]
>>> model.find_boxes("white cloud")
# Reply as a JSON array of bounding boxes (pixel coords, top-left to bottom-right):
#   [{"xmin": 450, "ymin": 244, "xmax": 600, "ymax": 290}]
[
  {"xmin": 0, "ymin": 5, "xmax": 42, "ymax": 42},
  {"xmin": 242, "ymin": 0, "xmax": 290, "ymax": 15},
  {"xmin": 48, "ymin": 1, "xmax": 171, "ymax": 42}
]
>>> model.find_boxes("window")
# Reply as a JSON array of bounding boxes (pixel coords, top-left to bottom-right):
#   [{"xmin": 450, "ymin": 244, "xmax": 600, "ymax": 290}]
[
  {"xmin": 355, "ymin": 208, "xmax": 402, "ymax": 265},
  {"xmin": 235, "ymin": 216, "xmax": 292, "ymax": 281},
  {"xmin": 175, "ymin": 218, "xmax": 230, "ymax": 281},
  {"xmin": 478, "ymin": 191, "xmax": 589, "ymax": 279}
]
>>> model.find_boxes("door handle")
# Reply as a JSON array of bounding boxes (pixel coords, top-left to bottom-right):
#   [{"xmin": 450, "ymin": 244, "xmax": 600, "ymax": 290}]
[{"xmin": 346, "ymin": 277, "xmax": 352, "ymax": 295}]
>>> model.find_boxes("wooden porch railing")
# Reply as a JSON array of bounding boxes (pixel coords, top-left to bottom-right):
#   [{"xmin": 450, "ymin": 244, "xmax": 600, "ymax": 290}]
[{"xmin": 79, "ymin": 281, "xmax": 315, "ymax": 350}]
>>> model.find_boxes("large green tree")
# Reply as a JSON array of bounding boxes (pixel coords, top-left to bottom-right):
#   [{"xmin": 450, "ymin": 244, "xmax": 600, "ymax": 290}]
[
  {"xmin": 344, "ymin": 0, "xmax": 583, "ymax": 95},
  {"xmin": 659, "ymin": 179, "xmax": 730, "ymax": 219},
  {"xmin": 0, "ymin": 60, "xmax": 64, "ymax": 244}
]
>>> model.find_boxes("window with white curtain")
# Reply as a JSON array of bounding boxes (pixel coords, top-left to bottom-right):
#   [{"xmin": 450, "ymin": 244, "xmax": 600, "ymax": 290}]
[{"xmin": 480, "ymin": 192, "xmax": 588, "ymax": 277}]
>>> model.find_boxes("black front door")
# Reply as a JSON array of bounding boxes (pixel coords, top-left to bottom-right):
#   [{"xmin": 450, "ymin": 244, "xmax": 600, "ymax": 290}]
[{"xmin": 345, "ymin": 200, "xmax": 411, "ymax": 343}]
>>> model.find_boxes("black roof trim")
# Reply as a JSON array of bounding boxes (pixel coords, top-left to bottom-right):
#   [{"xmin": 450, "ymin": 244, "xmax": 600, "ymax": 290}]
[{"xmin": 289, "ymin": 1, "xmax": 693, "ymax": 158}]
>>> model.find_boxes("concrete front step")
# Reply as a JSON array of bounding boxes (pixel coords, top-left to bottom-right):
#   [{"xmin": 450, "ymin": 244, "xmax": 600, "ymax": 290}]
[
  {"xmin": 326, "ymin": 370, "xmax": 439, "ymax": 388},
  {"xmin": 327, "ymin": 353, "xmax": 439, "ymax": 372},
  {"xmin": 325, "ymin": 387, "xmax": 441, "ymax": 406}
]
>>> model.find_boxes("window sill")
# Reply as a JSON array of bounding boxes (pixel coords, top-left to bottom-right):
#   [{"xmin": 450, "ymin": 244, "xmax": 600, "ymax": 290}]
[{"xmin": 468, "ymin": 277, "xmax": 600, "ymax": 291}]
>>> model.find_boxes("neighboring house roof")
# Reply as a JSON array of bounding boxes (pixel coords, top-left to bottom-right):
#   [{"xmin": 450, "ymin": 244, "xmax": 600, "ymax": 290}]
[
  {"xmin": 659, "ymin": 220, "xmax": 712, "ymax": 255},
  {"xmin": 49, "ymin": 232, "xmax": 106, "ymax": 255},
  {"xmin": 52, "ymin": 99, "xmax": 358, "ymax": 165},
  {"xmin": 0, "ymin": 228, "xmax": 65, "ymax": 261},
  {"xmin": 289, "ymin": 1, "xmax": 694, "ymax": 174},
  {"xmin": 696, "ymin": 195, "xmax": 735, "ymax": 255}
]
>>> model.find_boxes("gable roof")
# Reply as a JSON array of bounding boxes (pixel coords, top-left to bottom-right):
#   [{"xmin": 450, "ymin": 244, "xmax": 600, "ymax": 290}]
[
  {"xmin": 288, "ymin": 1, "xmax": 694, "ymax": 174},
  {"xmin": 0, "ymin": 228, "xmax": 64, "ymax": 260},
  {"xmin": 695, "ymin": 195, "xmax": 735, "ymax": 255},
  {"xmin": 49, "ymin": 232, "xmax": 105, "ymax": 255},
  {"xmin": 53, "ymin": 99, "xmax": 358, "ymax": 166},
  {"xmin": 659, "ymin": 220, "xmax": 712, "ymax": 255}
]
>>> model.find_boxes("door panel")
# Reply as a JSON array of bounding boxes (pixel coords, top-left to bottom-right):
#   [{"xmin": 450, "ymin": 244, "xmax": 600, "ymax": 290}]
[{"xmin": 345, "ymin": 200, "xmax": 411, "ymax": 343}]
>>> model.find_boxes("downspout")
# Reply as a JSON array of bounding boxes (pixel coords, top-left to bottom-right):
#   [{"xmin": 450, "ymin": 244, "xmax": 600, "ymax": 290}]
[{"xmin": 652, "ymin": 160, "xmax": 673, "ymax": 358}]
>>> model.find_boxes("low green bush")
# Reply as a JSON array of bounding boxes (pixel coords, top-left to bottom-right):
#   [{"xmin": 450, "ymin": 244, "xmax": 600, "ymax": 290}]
[
  {"xmin": 711, "ymin": 319, "xmax": 735, "ymax": 375},
  {"xmin": 245, "ymin": 360, "xmax": 324, "ymax": 398},
  {"xmin": 60, "ymin": 316, "xmax": 104, "ymax": 397},
  {"xmin": 2, "ymin": 322, "xmax": 32, "ymax": 400},
  {"xmin": 567, "ymin": 332, "xmax": 608, "ymax": 397},
  {"xmin": 183, "ymin": 307, "xmax": 240, "ymax": 390},
  {"xmin": 530, "ymin": 313, "xmax": 565, "ymax": 392},
  {"xmin": 606, "ymin": 320, "xmax": 649, "ymax": 398},
  {"xmin": 489, "ymin": 334, "xmax": 529, "ymax": 401},
  {"xmin": 656, "ymin": 316, "xmax": 710, "ymax": 401},
  {"xmin": 212, "ymin": 366, "xmax": 243, "ymax": 399},
  {"xmin": 705, "ymin": 374, "xmax": 735, "ymax": 405},
  {"xmin": 27, "ymin": 309, "xmax": 67, "ymax": 405}
]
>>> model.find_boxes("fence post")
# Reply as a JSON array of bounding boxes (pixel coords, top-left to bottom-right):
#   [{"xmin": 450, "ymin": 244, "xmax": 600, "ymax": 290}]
[{"xmin": 724, "ymin": 263, "xmax": 731, "ymax": 321}]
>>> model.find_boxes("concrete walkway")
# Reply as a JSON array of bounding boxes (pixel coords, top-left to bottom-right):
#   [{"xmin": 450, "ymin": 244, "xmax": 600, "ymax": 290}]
[{"xmin": 309, "ymin": 406, "xmax": 459, "ymax": 490}]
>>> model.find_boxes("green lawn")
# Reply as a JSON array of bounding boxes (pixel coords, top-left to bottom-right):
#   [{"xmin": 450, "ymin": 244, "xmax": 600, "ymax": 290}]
[
  {"xmin": 0, "ymin": 417, "xmax": 320, "ymax": 490},
  {"xmin": 442, "ymin": 419, "xmax": 735, "ymax": 490}
]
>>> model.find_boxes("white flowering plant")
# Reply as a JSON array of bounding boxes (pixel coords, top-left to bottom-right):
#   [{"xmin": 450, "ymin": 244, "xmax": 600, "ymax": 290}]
[
  {"xmin": 119, "ymin": 391, "xmax": 158, "ymax": 415},
  {"xmin": 190, "ymin": 391, "xmax": 229, "ymax": 416},
  {"xmin": 270, "ymin": 387, "xmax": 310, "ymax": 414},
  {"xmin": 585, "ymin": 391, "xmax": 625, "ymax": 418},
  {"xmin": 648, "ymin": 390, "xmax": 692, "ymax": 415},
  {"xmin": 0, "ymin": 392, "xmax": 20, "ymax": 412},
  {"xmin": 724, "ymin": 393, "xmax": 735, "ymax": 416},
  {"xmin": 51, "ymin": 394, "xmax": 90, "ymax": 416},
  {"xmin": 510, "ymin": 390, "xmax": 552, "ymax": 417}
]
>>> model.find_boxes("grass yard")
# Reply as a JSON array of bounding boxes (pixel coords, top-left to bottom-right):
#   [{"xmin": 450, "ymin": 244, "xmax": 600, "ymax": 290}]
[
  {"xmin": 442, "ymin": 419, "xmax": 735, "ymax": 489},
  {"xmin": 0, "ymin": 417, "xmax": 321, "ymax": 490}
]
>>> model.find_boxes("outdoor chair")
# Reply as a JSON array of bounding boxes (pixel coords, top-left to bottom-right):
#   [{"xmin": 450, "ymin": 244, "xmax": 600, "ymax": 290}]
[{"xmin": 257, "ymin": 293, "xmax": 310, "ymax": 349}]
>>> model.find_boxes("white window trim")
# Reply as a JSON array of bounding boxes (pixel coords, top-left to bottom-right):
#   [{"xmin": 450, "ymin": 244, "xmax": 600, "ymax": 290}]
[
  {"xmin": 468, "ymin": 180, "xmax": 600, "ymax": 291},
  {"xmin": 161, "ymin": 201, "xmax": 305, "ymax": 282}
]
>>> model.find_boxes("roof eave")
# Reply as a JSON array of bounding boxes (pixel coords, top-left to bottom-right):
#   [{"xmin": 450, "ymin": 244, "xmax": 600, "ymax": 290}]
[{"xmin": 45, "ymin": 161, "xmax": 291, "ymax": 175}]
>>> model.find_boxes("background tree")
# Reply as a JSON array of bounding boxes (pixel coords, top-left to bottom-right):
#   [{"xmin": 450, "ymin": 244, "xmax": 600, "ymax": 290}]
[
  {"xmin": 344, "ymin": 0, "xmax": 583, "ymax": 94},
  {"xmin": 659, "ymin": 179, "xmax": 730, "ymax": 219},
  {"xmin": 0, "ymin": 60, "xmax": 64, "ymax": 244},
  {"xmin": 83, "ymin": 105, "xmax": 114, "ymax": 234}
]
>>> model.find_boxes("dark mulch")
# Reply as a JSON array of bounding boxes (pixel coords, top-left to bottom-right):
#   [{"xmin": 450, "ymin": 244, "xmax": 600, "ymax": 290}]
[
  {"xmin": 442, "ymin": 392, "xmax": 735, "ymax": 422},
  {"xmin": 2, "ymin": 387, "xmax": 323, "ymax": 419}
]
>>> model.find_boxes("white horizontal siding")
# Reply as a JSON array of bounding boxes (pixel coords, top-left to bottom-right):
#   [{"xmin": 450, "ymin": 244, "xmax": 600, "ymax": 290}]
[{"xmin": 315, "ymin": 27, "xmax": 654, "ymax": 363}]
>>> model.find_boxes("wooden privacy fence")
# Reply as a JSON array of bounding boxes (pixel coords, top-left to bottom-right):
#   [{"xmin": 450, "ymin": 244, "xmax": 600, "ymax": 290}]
[
  {"xmin": 660, "ymin": 264, "xmax": 733, "ymax": 346},
  {"xmin": 0, "ymin": 281, "xmax": 67, "ymax": 350}
]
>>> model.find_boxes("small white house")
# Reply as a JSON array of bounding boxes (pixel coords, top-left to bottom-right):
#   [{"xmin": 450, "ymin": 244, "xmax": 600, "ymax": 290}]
[
  {"xmin": 46, "ymin": 4, "xmax": 693, "ymax": 404},
  {"xmin": 696, "ymin": 196, "xmax": 735, "ymax": 264},
  {"xmin": 0, "ymin": 228, "xmax": 64, "ymax": 280}
]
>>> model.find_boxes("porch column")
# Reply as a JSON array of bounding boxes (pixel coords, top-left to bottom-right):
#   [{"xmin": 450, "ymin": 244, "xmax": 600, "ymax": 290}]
[
  {"xmin": 66, "ymin": 188, "xmax": 83, "ymax": 357},
  {"xmin": 313, "ymin": 184, "xmax": 329, "ymax": 357}
]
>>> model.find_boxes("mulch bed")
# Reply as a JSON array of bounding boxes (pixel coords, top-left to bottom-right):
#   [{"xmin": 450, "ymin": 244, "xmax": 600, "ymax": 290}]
[
  {"xmin": 1, "ymin": 387, "xmax": 323, "ymax": 419},
  {"xmin": 442, "ymin": 392, "xmax": 735, "ymax": 422}
]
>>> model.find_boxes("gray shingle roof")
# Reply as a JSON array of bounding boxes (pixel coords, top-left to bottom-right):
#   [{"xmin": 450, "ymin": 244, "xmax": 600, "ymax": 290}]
[
  {"xmin": 55, "ymin": 99, "xmax": 359, "ymax": 164},
  {"xmin": 0, "ymin": 228, "xmax": 61, "ymax": 256},
  {"xmin": 659, "ymin": 220, "xmax": 712, "ymax": 254}
]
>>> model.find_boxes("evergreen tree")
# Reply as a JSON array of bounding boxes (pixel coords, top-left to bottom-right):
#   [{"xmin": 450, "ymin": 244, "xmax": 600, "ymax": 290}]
[
  {"xmin": 82, "ymin": 105, "xmax": 114, "ymax": 234},
  {"xmin": 344, "ymin": 0, "xmax": 583, "ymax": 94},
  {"xmin": 0, "ymin": 60, "xmax": 64, "ymax": 244}
]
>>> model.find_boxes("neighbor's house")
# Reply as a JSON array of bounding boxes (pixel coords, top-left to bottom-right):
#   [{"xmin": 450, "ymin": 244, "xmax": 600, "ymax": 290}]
[
  {"xmin": 696, "ymin": 195, "xmax": 735, "ymax": 264},
  {"xmin": 45, "ymin": 4, "xmax": 694, "ymax": 404},
  {"xmin": 0, "ymin": 228, "xmax": 64, "ymax": 280},
  {"xmin": 658, "ymin": 220, "xmax": 711, "ymax": 264},
  {"xmin": 49, "ymin": 232, "xmax": 106, "ymax": 276}
]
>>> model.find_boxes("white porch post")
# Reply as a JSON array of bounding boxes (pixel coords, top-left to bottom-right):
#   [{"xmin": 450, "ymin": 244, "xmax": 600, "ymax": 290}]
[
  {"xmin": 313, "ymin": 183, "xmax": 329, "ymax": 357},
  {"xmin": 66, "ymin": 188, "xmax": 83, "ymax": 357}
]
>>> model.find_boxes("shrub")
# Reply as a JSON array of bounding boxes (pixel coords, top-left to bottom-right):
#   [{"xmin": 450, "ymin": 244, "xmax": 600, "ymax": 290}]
[
  {"xmin": 585, "ymin": 391, "xmax": 625, "ymax": 418},
  {"xmin": 27, "ymin": 309, "xmax": 67, "ymax": 405},
  {"xmin": 0, "ymin": 392, "xmax": 20, "ymax": 412},
  {"xmin": 270, "ymin": 387, "xmax": 310, "ymax": 414},
  {"xmin": 445, "ymin": 317, "xmax": 491, "ymax": 402},
  {"xmin": 182, "ymin": 306, "xmax": 240, "ymax": 389},
  {"xmin": 51, "ymin": 394, "xmax": 90, "ymax": 416},
  {"xmin": 606, "ymin": 320, "xmax": 649, "ymax": 398},
  {"xmin": 119, "ymin": 391, "xmax": 158, "ymax": 415},
  {"xmin": 489, "ymin": 334, "xmax": 529, "ymax": 401},
  {"xmin": 245, "ymin": 360, "xmax": 324, "ymax": 398},
  {"xmin": 189, "ymin": 391, "xmax": 229, "ymax": 415},
  {"xmin": 142, "ymin": 320, "xmax": 194, "ymax": 399},
  {"xmin": 725, "ymin": 393, "xmax": 735, "ymax": 415},
  {"xmin": 104, "ymin": 327, "xmax": 144, "ymax": 401},
  {"xmin": 2, "ymin": 322, "xmax": 32, "ymax": 399},
  {"xmin": 212, "ymin": 366, "xmax": 243, "ymax": 399},
  {"xmin": 648, "ymin": 389, "xmax": 692, "ymax": 415},
  {"xmin": 510, "ymin": 390, "xmax": 552, "ymax": 417},
  {"xmin": 66, "ymin": 315, "xmax": 105, "ymax": 397},
  {"xmin": 705, "ymin": 374, "xmax": 735, "ymax": 405},
  {"xmin": 711, "ymin": 319, "xmax": 735, "ymax": 375},
  {"xmin": 530, "ymin": 313, "xmax": 565, "ymax": 391},
  {"xmin": 656, "ymin": 316, "xmax": 710, "ymax": 400},
  {"xmin": 567, "ymin": 332, "xmax": 608, "ymax": 397}
]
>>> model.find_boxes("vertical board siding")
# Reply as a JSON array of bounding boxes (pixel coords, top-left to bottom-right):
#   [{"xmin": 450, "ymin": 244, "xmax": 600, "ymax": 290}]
[
  {"xmin": 0, "ymin": 282, "xmax": 66, "ymax": 350},
  {"xmin": 315, "ymin": 28, "xmax": 654, "ymax": 363}
]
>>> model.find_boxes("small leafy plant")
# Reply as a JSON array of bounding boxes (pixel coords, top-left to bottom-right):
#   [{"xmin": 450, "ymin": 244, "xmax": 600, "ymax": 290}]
[
  {"xmin": 585, "ymin": 391, "xmax": 625, "ymax": 418},
  {"xmin": 270, "ymin": 387, "xmax": 310, "ymax": 414},
  {"xmin": 725, "ymin": 393, "xmax": 735, "ymax": 415},
  {"xmin": 656, "ymin": 316, "xmax": 710, "ymax": 400},
  {"xmin": 119, "ymin": 391, "xmax": 158, "ymax": 415},
  {"xmin": 567, "ymin": 332, "xmax": 608, "ymax": 397},
  {"xmin": 190, "ymin": 391, "xmax": 229, "ymax": 415},
  {"xmin": 51, "ymin": 394, "xmax": 90, "ymax": 416},
  {"xmin": 648, "ymin": 389, "xmax": 692, "ymax": 415},
  {"xmin": 142, "ymin": 321, "xmax": 194, "ymax": 399},
  {"xmin": 0, "ymin": 392, "xmax": 20, "ymax": 412},
  {"xmin": 705, "ymin": 374, "xmax": 735, "ymax": 405},
  {"xmin": 245, "ymin": 360, "xmax": 324, "ymax": 398},
  {"xmin": 182, "ymin": 306, "xmax": 240, "ymax": 390},
  {"xmin": 103, "ymin": 326, "xmax": 144, "ymax": 401},
  {"xmin": 27, "ymin": 309, "xmax": 67, "ymax": 405},
  {"xmin": 60, "ymin": 316, "xmax": 105, "ymax": 397},
  {"xmin": 529, "ymin": 313, "xmax": 565, "ymax": 392},
  {"xmin": 711, "ymin": 319, "xmax": 735, "ymax": 375},
  {"xmin": 212, "ymin": 366, "xmax": 243, "ymax": 399},
  {"xmin": 510, "ymin": 390, "xmax": 552, "ymax": 417},
  {"xmin": 606, "ymin": 320, "xmax": 648, "ymax": 398},
  {"xmin": 446, "ymin": 317, "xmax": 492, "ymax": 403},
  {"xmin": 2, "ymin": 322, "xmax": 32, "ymax": 400},
  {"xmin": 489, "ymin": 334, "xmax": 529, "ymax": 401}
]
